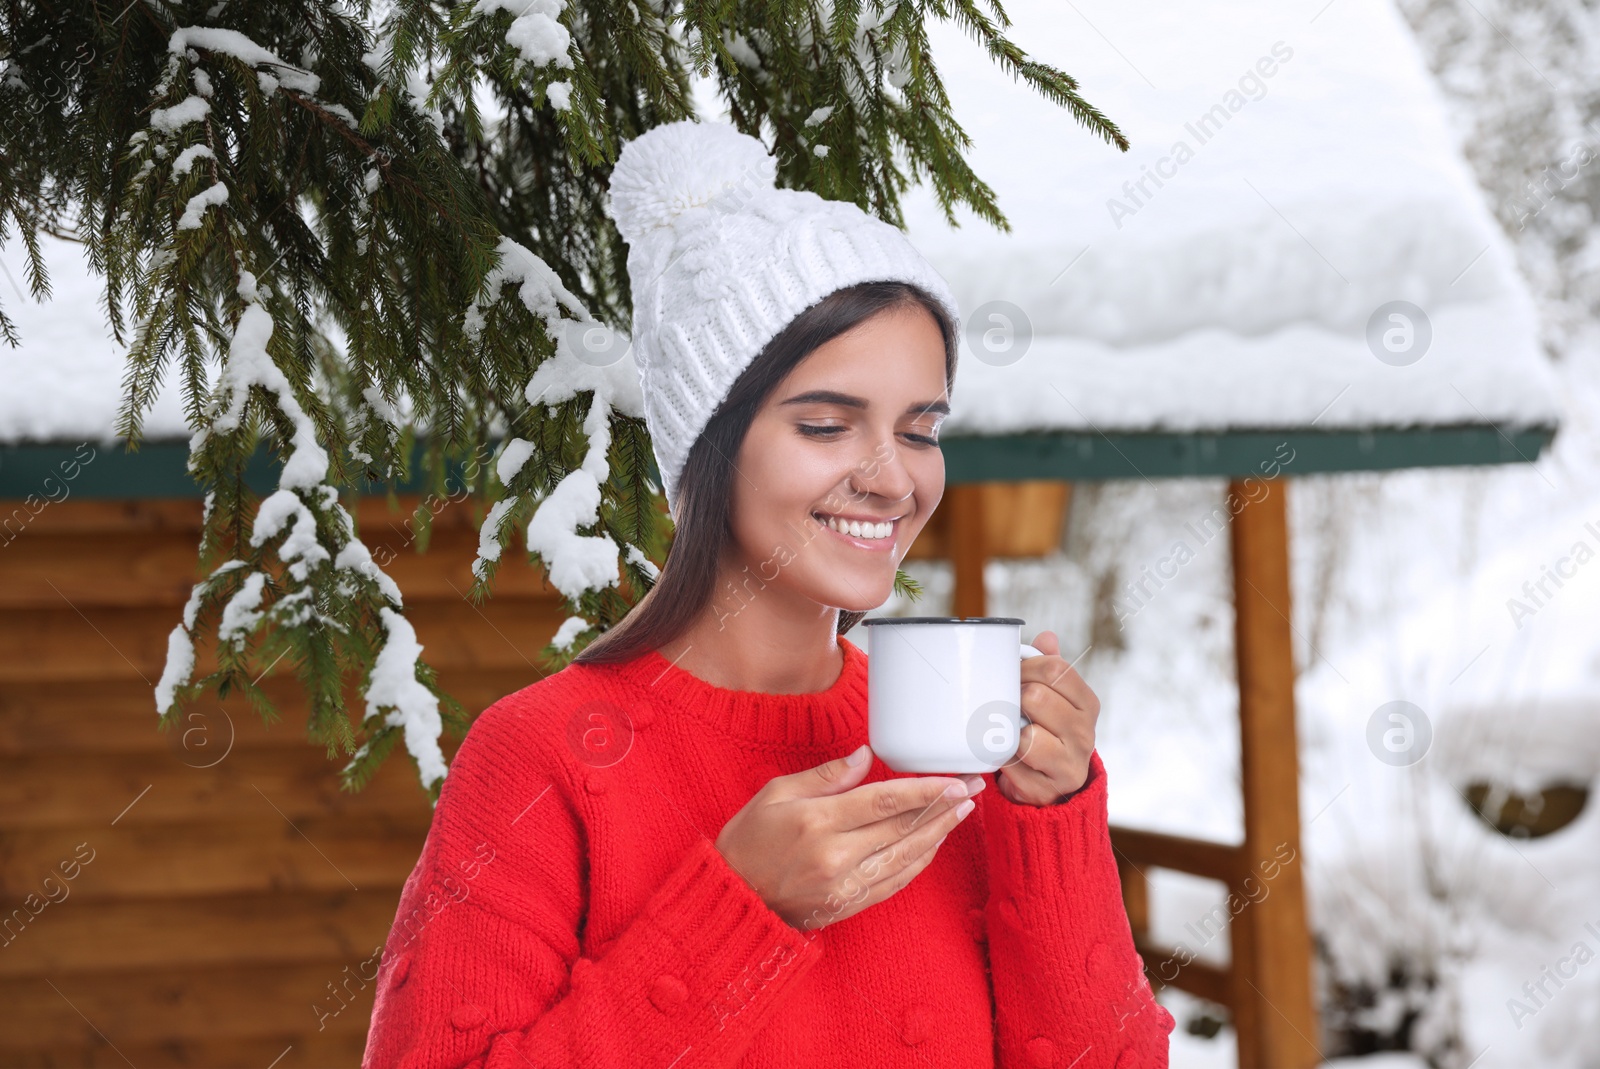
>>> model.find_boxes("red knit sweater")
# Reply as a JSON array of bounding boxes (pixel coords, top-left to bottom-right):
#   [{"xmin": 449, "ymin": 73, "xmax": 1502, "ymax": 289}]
[{"xmin": 362, "ymin": 635, "xmax": 1174, "ymax": 1068}]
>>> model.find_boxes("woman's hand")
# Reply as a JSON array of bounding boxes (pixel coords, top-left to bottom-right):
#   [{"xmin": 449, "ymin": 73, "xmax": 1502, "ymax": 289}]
[
  {"xmin": 715, "ymin": 745, "xmax": 984, "ymax": 932},
  {"xmin": 999, "ymin": 630, "xmax": 1100, "ymax": 806}
]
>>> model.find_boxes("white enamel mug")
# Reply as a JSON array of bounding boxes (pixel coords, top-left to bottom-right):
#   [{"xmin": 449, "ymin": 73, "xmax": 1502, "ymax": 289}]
[{"xmin": 862, "ymin": 616, "xmax": 1043, "ymax": 773}]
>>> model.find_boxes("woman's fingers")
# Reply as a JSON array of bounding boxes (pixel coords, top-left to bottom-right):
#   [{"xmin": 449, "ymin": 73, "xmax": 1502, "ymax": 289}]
[
  {"xmin": 1022, "ymin": 655, "xmax": 1100, "ymax": 719},
  {"xmin": 853, "ymin": 787, "xmax": 976, "ymax": 893},
  {"xmin": 826, "ymin": 775, "xmax": 972, "ymax": 833},
  {"xmin": 856, "ymin": 774, "xmax": 985, "ymax": 843},
  {"xmin": 779, "ymin": 774, "xmax": 983, "ymax": 926}
]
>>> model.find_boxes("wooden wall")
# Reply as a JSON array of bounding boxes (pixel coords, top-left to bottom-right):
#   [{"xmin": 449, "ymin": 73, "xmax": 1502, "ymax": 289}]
[
  {"xmin": 0, "ymin": 480, "xmax": 1074, "ymax": 1065},
  {"xmin": 0, "ymin": 495, "xmax": 569, "ymax": 1067}
]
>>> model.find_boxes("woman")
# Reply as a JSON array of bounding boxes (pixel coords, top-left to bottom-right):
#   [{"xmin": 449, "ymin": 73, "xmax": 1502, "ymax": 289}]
[{"xmin": 362, "ymin": 120, "xmax": 1174, "ymax": 1068}]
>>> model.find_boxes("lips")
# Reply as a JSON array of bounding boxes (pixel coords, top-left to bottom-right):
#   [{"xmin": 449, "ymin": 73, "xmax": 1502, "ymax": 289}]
[{"xmin": 811, "ymin": 511, "xmax": 899, "ymax": 548}]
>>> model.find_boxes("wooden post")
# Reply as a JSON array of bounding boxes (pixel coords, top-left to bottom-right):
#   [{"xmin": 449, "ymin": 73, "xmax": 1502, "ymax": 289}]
[
  {"xmin": 1227, "ymin": 478, "xmax": 1321, "ymax": 1068},
  {"xmin": 1117, "ymin": 856, "xmax": 1150, "ymax": 947},
  {"xmin": 947, "ymin": 483, "xmax": 987, "ymax": 618}
]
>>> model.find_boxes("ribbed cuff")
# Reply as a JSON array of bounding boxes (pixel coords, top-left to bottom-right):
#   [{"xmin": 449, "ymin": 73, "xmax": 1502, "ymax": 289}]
[
  {"xmin": 633, "ymin": 837, "xmax": 824, "ymax": 1036},
  {"xmin": 972, "ymin": 748, "xmax": 1113, "ymax": 966},
  {"xmin": 983, "ymin": 750, "xmax": 1110, "ymax": 900}
]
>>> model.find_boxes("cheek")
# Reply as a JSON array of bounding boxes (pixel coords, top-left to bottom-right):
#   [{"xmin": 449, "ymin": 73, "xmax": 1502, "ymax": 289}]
[
  {"xmin": 738, "ymin": 425, "xmax": 827, "ymax": 496},
  {"xmin": 727, "ymin": 433, "xmax": 820, "ymax": 538}
]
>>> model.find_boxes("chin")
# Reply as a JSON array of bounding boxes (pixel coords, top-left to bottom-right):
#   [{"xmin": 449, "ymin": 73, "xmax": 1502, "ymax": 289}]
[{"xmin": 816, "ymin": 575, "xmax": 897, "ymax": 615}]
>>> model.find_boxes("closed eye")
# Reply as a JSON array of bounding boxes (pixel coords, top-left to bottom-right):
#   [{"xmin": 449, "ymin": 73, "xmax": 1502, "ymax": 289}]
[{"xmin": 798, "ymin": 425, "xmax": 940, "ymax": 446}]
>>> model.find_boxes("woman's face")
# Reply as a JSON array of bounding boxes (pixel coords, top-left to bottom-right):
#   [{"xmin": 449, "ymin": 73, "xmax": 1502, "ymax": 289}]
[{"xmin": 726, "ymin": 301, "xmax": 950, "ymax": 617}]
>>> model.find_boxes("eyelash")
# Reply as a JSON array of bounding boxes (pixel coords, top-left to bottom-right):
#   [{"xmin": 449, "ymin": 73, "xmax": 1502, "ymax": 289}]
[{"xmin": 798, "ymin": 425, "xmax": 939, "ymax": 447}]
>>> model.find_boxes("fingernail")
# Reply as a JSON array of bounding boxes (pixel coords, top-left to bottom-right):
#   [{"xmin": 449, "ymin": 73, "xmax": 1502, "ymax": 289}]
[
  {"xmin": 935, "ymin": 833, "xmax": 949, "ymax": 847},
  {"xmin": 956, "ymin": 799, "xmax": 976, "ymax": 818},
  {"xmin": 964, "ymin": 775, "xmax": 986, "ymax": 795},
  {"xmin": 943, "ymin": 781, "xmax": 969, "ymax": 799},
  {"xmin": 845, "ymin": 743, "xmax": 869, "ymax": 767}
]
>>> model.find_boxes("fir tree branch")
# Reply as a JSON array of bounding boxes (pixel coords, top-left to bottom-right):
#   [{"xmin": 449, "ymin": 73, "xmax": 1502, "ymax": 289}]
[{"xmin": 0, "ymin": 0, "xmax": 1122, "ymax": 799}]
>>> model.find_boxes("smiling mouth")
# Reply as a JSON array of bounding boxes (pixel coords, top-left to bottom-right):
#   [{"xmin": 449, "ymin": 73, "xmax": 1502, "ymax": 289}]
[{"xmin": 811, "ymin": 511, "xmax": 900, "ymax": 544}]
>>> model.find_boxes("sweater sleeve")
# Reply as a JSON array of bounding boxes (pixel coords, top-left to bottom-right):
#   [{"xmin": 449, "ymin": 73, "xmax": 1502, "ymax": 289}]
[
  {"xmin": 361, "ymin": 696, "xmax": 825, "ymax": 1069},
  {"xmin": 980, "ymin": 750, "xmax": 1176, "ymax": 1069}
]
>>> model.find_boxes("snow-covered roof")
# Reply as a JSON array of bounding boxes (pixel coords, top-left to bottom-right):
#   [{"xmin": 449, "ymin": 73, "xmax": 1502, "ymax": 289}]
[
  {"xmin": 1, "ymin": 0, "xmax": 1562, "ymax": 447},
  {"xmin": 0, "ymin": 233, "xmax": 199, "ymax": 444},
  {"xmin": 900, "ymin": 0, "xmax": 1563, "ymax": 435}
]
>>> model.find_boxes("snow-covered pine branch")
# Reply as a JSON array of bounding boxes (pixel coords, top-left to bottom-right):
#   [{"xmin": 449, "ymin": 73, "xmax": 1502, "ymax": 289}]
[
  {"xmin": 2, "ymin": 0, "xmax": 1121, "ymax": 799},
  {"xmin": 123, "ymin": 26, "xmax": 452, "ymax": 797}
]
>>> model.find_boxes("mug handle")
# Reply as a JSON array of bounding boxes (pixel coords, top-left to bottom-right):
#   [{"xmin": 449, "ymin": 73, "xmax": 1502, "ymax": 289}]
[{"xmin": 1019, "ymin": 643, "xmax": 1043, "ymax": 726}]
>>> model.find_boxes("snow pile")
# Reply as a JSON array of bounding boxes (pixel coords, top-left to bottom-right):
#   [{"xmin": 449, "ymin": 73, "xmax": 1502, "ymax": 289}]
[{"xmin": 900, "ymin": 0, "xmax": 1562, "ymax": 433}]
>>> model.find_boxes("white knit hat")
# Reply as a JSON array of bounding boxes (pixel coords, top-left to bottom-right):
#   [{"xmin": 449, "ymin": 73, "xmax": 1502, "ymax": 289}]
[{"xmin": 602, "ymin": 119, "xmax": 962, "ymax": 518}]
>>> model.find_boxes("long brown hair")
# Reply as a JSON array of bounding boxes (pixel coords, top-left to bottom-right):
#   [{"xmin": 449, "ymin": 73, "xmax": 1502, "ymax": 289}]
[{"xmin": 573, "ymin": 280, "xmax": 959, "ymax": 666}]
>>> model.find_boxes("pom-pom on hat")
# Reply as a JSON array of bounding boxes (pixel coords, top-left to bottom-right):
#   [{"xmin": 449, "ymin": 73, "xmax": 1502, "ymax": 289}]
[{"xmin": 603, "ymin": 119, "xmax": 961, "ymax": 519}]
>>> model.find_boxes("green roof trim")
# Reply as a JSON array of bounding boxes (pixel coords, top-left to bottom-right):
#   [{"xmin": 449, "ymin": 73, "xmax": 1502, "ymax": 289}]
[
  {"xmin": 940, "ymin": 425, "xmax": 1558, "ymax": 482},
  {"xmin": 0, "ymin": 424, "xmax": 1557, "ymax": 501}
]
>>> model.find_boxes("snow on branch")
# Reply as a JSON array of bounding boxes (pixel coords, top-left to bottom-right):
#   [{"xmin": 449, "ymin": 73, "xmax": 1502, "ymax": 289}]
[
  {"xmin": 125, "ymin": 23, "xmax": 461, "ymax": 797},
  {"xmin": 461, "ymin": 236, "xmax": 652, "ymax": 650},
  {"xmin": 193, "ymin": 270, "xmax": 331, "ymax": 490},
  {"xmin": 463, "ymin": 236, "xmax": 590, "ymax": 339},
  {"xmin": 364, "ymin": 608, "xmax": 447, "ymax": 791},
  {"xmin": 168, "ymin": 26, "xmax": 322, "ymax": 95},
  {"xmin": 522, "ymin": 387, "xmax": 621, "ymax": 601},
  {"xmin": 150, "ymin": 94, "xmax": 210, "ymax": 133},
  {"xmin": 472, "ymin": 0, "xmax": 575, "ymax": 73},
  {"xmin": 177, "ymin": 180, "xmax": 228, "ymax": 229}
]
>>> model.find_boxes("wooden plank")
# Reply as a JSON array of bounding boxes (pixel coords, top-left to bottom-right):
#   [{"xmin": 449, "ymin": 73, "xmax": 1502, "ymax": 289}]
[
  {"xmin": 0, "ymin": 746, "xmax": 439, "ymax": 829},
  {"xmin": 0, "ymin": 597, "xmax": 573, "ymax": 683},
  {"xmin": 1117, "ymin": 856, "xmax": 1150, "ymax": 944},
  {"xmin": 1109, "ymin": 826, "xmax": 1243, "ymax": 885},
  {"xmin": 0, "ymin": 1029, "xmax": 369, "ymax": 1069},
  {"xmin": 0, "ymin": 523, "xmax": 561, "ymax": 609},
  {"xmin": 8, "ymin": 424, "xmax": 1556, "ymax": 502},
  {"xmin": 0, "ymin": 960, "xmax": 384, "ymax": 1047},
  {"xmin": 904, "ymin": 480, "xmax": 1071, "ymax": 561},
  {"xmin": 0, "ymin": 890, "xmax": 402, "ymax": 978},
  {"xmin": 3, "ymin": 498, "xmax": 207, "ymax": 535},
  {"xmin": 7, "ymin": 493, "xmax": 510, "ymax": 536},
  {"xmin": 0, "ymin": 670, "xmax": 533, "ymax": 755},
  {"xmin": 937, "ymin": 425, "xmax": 1558, "ymax": 482},
  {"xmin": 0, "ymin": 813, "xmax": 429, "ymax": 900},
  {"xmin": 1134, "ymin": 936, "xmax": 1233, "ymax": 1008},
  {"xmin": 981, "ymin": 481, "xmax": 1070, "ymax": 557},
  {"xmin": 1228, "ymin": 478, "xmax": 1320, "ymax": 1069},
  {"xmin": 0, "ymin": 530, "xmax": 203, "ymax": 608},
  {"xmin": 947, "ymin": 483, "xmax": 987, "ymax": 617}
]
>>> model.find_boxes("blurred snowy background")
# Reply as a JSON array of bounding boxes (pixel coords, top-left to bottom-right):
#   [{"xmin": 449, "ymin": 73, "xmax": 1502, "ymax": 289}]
[{"xmin": 871, "ymin": 0, "xmax": 1600, "ymax": 1066}]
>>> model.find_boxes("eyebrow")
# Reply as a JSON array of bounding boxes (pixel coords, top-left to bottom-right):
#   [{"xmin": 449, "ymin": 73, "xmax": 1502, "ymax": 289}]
[{"xmin": 778, "ymin": 389, "xmax": 950, "ymax": 417}]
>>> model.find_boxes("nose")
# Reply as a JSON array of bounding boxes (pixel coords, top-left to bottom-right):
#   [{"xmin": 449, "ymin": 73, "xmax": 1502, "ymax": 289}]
[{"xmin": 841, "ymin": 435, "xmax": 917, "ymax": 511}]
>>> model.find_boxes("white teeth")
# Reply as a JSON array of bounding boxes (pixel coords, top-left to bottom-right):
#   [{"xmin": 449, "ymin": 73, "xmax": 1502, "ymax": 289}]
[{"xmin": 815, "ymin": 513, "xmax": 893, "ymax": 540}]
